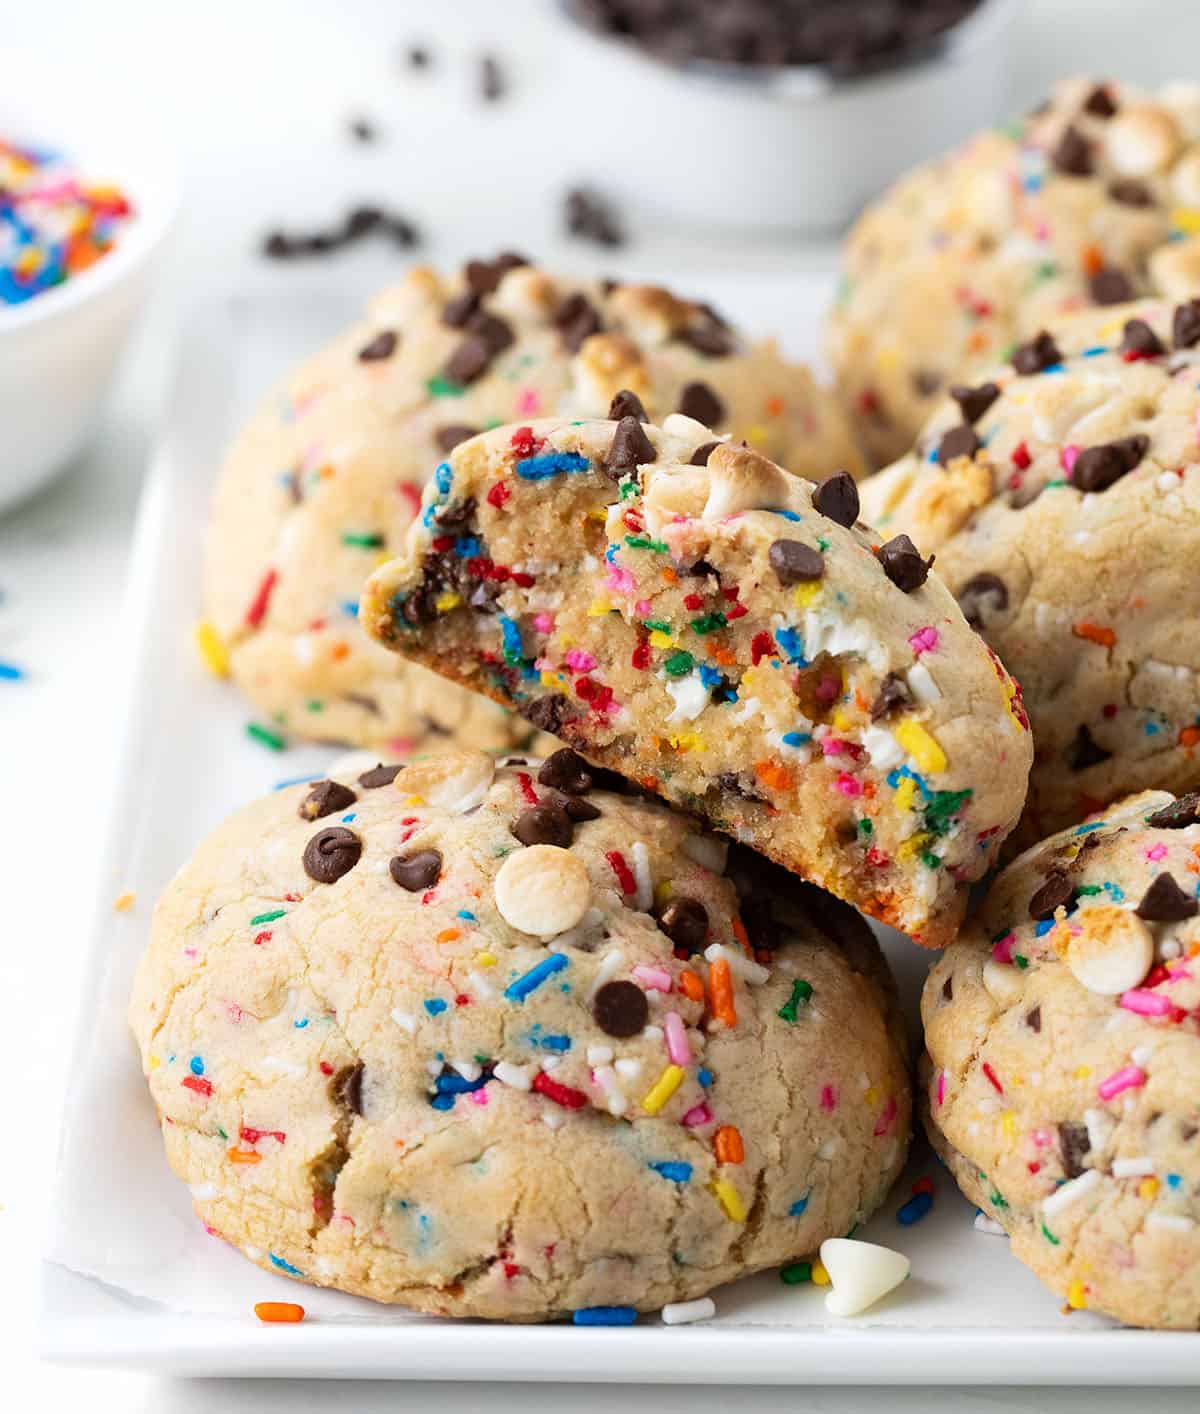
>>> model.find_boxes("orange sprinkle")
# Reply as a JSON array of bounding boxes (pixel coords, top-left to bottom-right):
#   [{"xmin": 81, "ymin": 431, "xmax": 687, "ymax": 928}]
[
  {"xmin": 754, "ymin": 761, "xmax": 794, "ymax": 793},
  {"xmin": 731, "ymin": 916, "xmax": 753, "ymax": 956},
  {"xmin": 764, "ymin": 395, "xmax": 784, "ymax": 417},
  {"xmin": 228, "ymin": 1148, "xmax": 262, "ymax": 1165},
  {"xmin": 661, "ymin": 567, "xmax": 679, "ymax": 584},
  {"xmin": 967, "ymin": 330, "xmax": 989, "ymax": 355},
  {"xmin": 1081, "ymin": 243, "xmax": 1105, "ymax": 276},
  {"xmin": 330, "ymin": 641, "xmax": 351, "ymax": 661},
  {"xmin": 709, "ymin": 956, "xmax": 737, "ymax": 1028},
  {"xmin": 679, "ymin": 969, "xmax": 704, "ymax": 1002},
  {"xmin": 708, "ymin": 646, "xmax": 737, "ymax": 667},
  {"xmin": 1180, "ymin": 726, "xmax": 1200, "ymax": 749},
  {"xmin": 436, "ymin": 927, "xmax": 461, "ymax": 944},
  {"xmin": 254, "ymin": 1302, "xmax": 305, "ymax": 1324},
  {"xmin": 714, "ymin": 1125, "xmax": 745, "ymax": 1165},
  {"xmin": 1072, "ymin": 621, "xmax": 1115, "ymax": 648}
]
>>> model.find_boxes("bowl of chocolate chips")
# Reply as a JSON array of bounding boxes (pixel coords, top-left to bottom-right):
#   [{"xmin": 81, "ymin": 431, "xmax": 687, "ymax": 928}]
[{"xmin": 559, "ymin": 0, "xmax": 1017, "ymax": 232}]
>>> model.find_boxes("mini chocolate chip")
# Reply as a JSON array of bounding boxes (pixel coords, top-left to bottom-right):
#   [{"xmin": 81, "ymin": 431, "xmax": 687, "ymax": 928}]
[
  {"xmin": 680, "ymin": 321, "xmax": 735, "ymax": 358},
  {"xmin": 555, "ymin": 291, "xmax": 603, "ymax": 352},
  {"xmin": 389, "ymin": 849, "xmax": 442, "ymax": 891},
  {"xmin": 334, "ymin": 1062, "xmax": 364, "ymax": 1116},
  {"xmin": 1083, "ymin": 83, "xmax": 1118, "ymax": 118},
  {"xmin": 608, "ymin": 388, "xmax": 647, "ymax": 422},
  {"xmin": 434, "ymin": 495, "xmax": 477, "ymax": 528},
  {"xmin": 522, "ymin": 694, "xmax": 572, "ymax": 735},
  {"xmin": 877, "ymin": 534, "xmax": 932, "ymax": 593},
  {"xmin": 942, "ymin": 974, "xmax": 953, "ymax": 1001},
  {"xmin": 690, "ymin": 440, "xmax": 720, "ymax": 466},
  {"xmin": 950, "ymin": 381, "xmax": 1000, "ymax": 424},
  {"xmin": 1059, "ymin": 1122, "xmax": 1091, "ymax": 1179},
  {"xmin": 436, "ymin": 424, "xmax": 479, "ymax": 454},
  {"xmin": 565, "ymin": 187, "xmax": 624, "ymax": 247},
  {"xmin": 1025, "ymin": 1005, "xmax": 1042, "ymax": 1033},
  {"xmin": 299, "ymin": 780, "xmax": 357, "ymax": 820},
  {"xmin": 443, "ymin": 335, "xmax": 492, "ymax": 386},
  {"xmin": 870, "ymin": 671, "xmax": 912, "ymax": 720},
  {"xmin": 467, "ymin": 310, "xmax": 515, "ymax": 355},
  {"xmin": 1109, "ymin": 177, "xmax": 1154, "ymax": 207},
  {"xmin": 769, "ymin": 538, "xmax": 824, "ymax": 585},
  {"xmin": 658, "ymin": 897, "xmax": 709, "ymax": 953},
  {"xmin": 957, "ymin": 572, "xmax": 1009, "ymax": 629},
  {"xmin": 512, "ymin": 804, "xmax": 574, "ymax": 848},
  {"xmin": 545, "ymin": 789, "xmax": 601, "ymax": 822},
  {"xmin": 606, "ymin": 414, "xmax": 656, "ymax": 473},
  {"xmin": 303, "ymin": 827, "xmax": 362, "ymax": 884},
  {"xmin": 464, "ymin": 251, "xmax": 527, "ymax": 294},
  {"xmin": 480, "ymin": 53, "xmax": 504, "ymax": 101},
  {"xmin": 678, "ymin": 380, "xmax": 725, "ymax": 426},
  {"xmin": 1066, "ymin": 724, "xmax": 1112, "ymax": 771},
  {"xmin": 358, "ymin": 762, "xmax": 402, "ymax": 788},
  {"xmin": 1136, "ymin": 872, "xmax": 1198, "ymax": 921},
  {"xmin": 1174, "ymin": 299, "xmax": 1200, "ymax": 349},
  {"xmin": 912, "ymin": 369, "xmax": 943, "ymax": 397},
  {"xmin": 1052, "ymin": 124, "xmax": 1093, "ymax": 176},
  {"xmin": 592, "ymin": 979, "xmax": 649, "ymax": 1038},
  {"xmin": 1120, "ymin": 318, "xmax": 1164, "ymax": 357},
  {"xmin": 1073, "ymin": 434, "xmax": 1149, "ymax": 491},
  {"xmin": 538, "ymin": 747, "xmax": 593, "ymax": 794},
  {"xmin": 1012, "ymin": 330, "xmax": 1062, "ymax": 375},
  {"xmin": 443, "ymin": 291, "xmax": 481, "ymax": 329},
  {"xmin": 813, "ymin": 469, "xmax": 860, "ymax": 528},
  {"xmin": 1089, "ymin": 267, "xmax": 1135, "ymax": 306},
  {"xmin": 1028, "ymin": 870, "xmax": 1073, "ymax": 920},
  {"xmin": 358, "ymin": 330, "xmax": 398, "ymax": 362},
  {"xmin": 1146, "ymin": 792, "xmax": 1200, "ymax": 829},
  {"xmin": 936, "ymin": 422, "xmax": 981, "ymax": 466}
]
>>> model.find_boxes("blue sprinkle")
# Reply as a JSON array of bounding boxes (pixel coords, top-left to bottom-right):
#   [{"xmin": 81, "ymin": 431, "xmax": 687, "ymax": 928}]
[
  {"xmin": 1034, "ymin": 919, "xmax": 1055, "ymax": 937},
  {"xmin": 697, "ymin": 1067, "xmax": 713, "ymax": 1089},
  {"xmin": 506, "ymin": 952, "xmax": 569, "ymax": 1001},
  {"xmin": 1144, "ymin": 720, "xmax": 1162, "ymax": 736},
  {"xmin": 269, "ymin": 1253, "xmax": 304, "ymax": 1276},
  {"xmin": 457, "ymin": 910, "xmax": 477, "ymax": 922},
  {"xmin": 1080, "ymin": 345, "xmax": 1109, "ymax": 358},
  {"xmin": 897, "ymin": 1192, "xmax": 933, "ymax": 1226},
  {"xmin": 774, "ymin": 626, "xmax": 807, "ymax": 666},
  {"xmin": 1040, "ymin": 363, "xmax": 1065, "ymax": 376},
  {"xmin": 430, "ymin": 1093, "xmax": 456, "ymax": 1111},
  {"xmin": 887, "ymin": 764, "xmax": 930, "ymax": 800},
  {"xmin": 0, "ymin": 661, "xmax": 27, "ymax": 681},
  {"xmin": 605, "ymin": 544, "xmax": 619, "ymax": 563},
  {"xmin": 421, "ymin": 503, "xmax": 439, "ymax": 528},
  {"xmin": 782, "ymin": 731, "xmax": 812, "ymax": 748},
  {"xmin": 435, "ymin": 462, "xmax": 453, "ymax": 494},
  {"xmin": 539, "ymin": 1034, "xmax": 571, "ymax": 1053},
  {"xmin": 1167, "ymin": 1173, "xmax": 1182, "ymax": 1190},
  {"xmin": 340, "ymin": 599, "xmax": 359, "ymax": 619},
  {"xmin": 272, "ymin": 772, "xmax": 322, "ymax": 791},
  {"xmin": 455, "ymin": 536, "xmax": 483, "ymax": 558},
  {"xmin": 650, "ymin": 1161, "xmax": 693, "ymax": 1183},
  {"xmin": 771, "ymin": 509, "xmax": 802, "ymax": 521},
  {"xmin": 189, "ymin": 1056, "xmax": 204, "ymax": 1076},
  {"xmin": 1074, "ymin": 822, "xmax": 1105, "ymax": 835},
  {"xmin": 293, "ymin": 1018, "xmax": 309, "ymax": 1029},
  {"xmin": 435, "ymin": 1071, "xmax": 490, "ymax": 1095},
  {"xmin": 500, "ymin": 615, "xmax": 524, "ymax": 663},
  {"xmin": 424, "ymin": 998, "xmax": 449, "ymax": 1016},
  {"xmin": 698, "ymin": 664, "xmax": 723, "ymax": 688},
  {"xmin": 1103, "ymin": 882, "xmax": 1125, "ymax": 903},
  {"xmin": 789, "ymin": 1195, "xmax": 810, "ymax": 1217},
  {"xmin": 573, "ymin": 1306, "xmax": 637, "ymax": 1326},
  {"xmin": 341, "ymin": 813, "xmax": 357, "ymax": 823},
  {"xmin": 516, "ymin": 451, "xmax": 590, "ymax": 481}
]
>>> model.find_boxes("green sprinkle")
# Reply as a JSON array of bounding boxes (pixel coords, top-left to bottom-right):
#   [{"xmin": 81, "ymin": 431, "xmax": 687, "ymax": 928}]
[
  {"xmin": 857, "ymin": 818, "xmax": 873, "ymax": 838},
  {"xmin": 247, "ymin": 722, "xmax": 286, "ymax": 752},
  {"xmin": 426, "ymin": 375, "xmax": 465, "ymax": 398},
  {"xmin": 923, "ymin": 788, "xmax": 972, "ymax": 835},
  {"xmin": 778, "ymin": 978, "xmax": 813, "ymax": 1023},
  {"xmin": 1044, "ymin": 478, "xmax": 1067, "ymax": 490},
  {"xmin": 816, "ymin": 536, "xmax": 830, "ymax": 552},
  {"xmin": 216, "ymin": 1126, "xmax": 228, "ymax": 1140},
  {"xmin": 1076, "ymin": 883, "xmax": 1102, "ymax": 896},
  {"xmin": 305, "ymin": 700, "xmax": 324, "ymax": 713},
  {"xmin": 340, "ymin": 531, "xmax": 385, "ymax": 549},
  {"xmin": 251, "ymin": 909, "xmax": 286, "ymax": 926},
  {"xmin": 689, "ymin": 613, "xmax": 727, "ymax": 635},
  {"xmin": 844, "ymin": 1222, "xmax": 859, "ymax": 1238},
  {"xmin": 625, "ymin": 534, "xmax": 668, "ymax": 553},
  {"xmin": 780, "ymin": 1261, "xmax": 812, "ymax": 1285},
  {"xmin": 619, "ymin": 478, "xmax": 640, "ymax": 500},
  {"xmin": 642, "ymin": 619, "xmax": 671, "ymax": 634},
  {"xmin": 1014, "ymin": 954, "xmax": 1029, "ymax": 970},
  {"xmin": 990, "ymin": 1190, "xmax": 1009, "ymax": 1210},
  {"xmin": 664, "ymin": 651, "xmax": 694, "ymax": 677},
  {"xmin": 920, "ymin": 850, "xmax": 942, "ymax": 870},
  {"xmin": 1041, "ymin": 1222, "xmax": 1060, "ymax": 1246}
]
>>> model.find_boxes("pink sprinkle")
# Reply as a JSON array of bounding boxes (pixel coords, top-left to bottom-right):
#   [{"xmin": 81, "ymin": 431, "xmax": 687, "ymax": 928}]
[
  {"xmin": 936, "ymin": 1070, "xmax": 946, "ymax": 1106},
  {"xmin": 632, "ymin": 965, "xmax": 672, "ymax": 993},
  {"xmin": 1031, "ymin": 1126, "xmax": 1055, "ymax": 1149},
  {"xmin": 873, "ymin": 1096, "xmax": 898, "ymax": 1137},
  {"xmin": 1061, "ymin": 444, "xmax": 1080, "ymax": 476},
  {"xmin": 469, "ymin": 1087, "xmax": 490, "ymax": 1106},
  {"xmin": 682, "ymin": 1102, "xmax": 713, "ymax": 1128},
  {"xmin": 664, "ymin": 1011, "xmax": 691, "ymax": 1066},
  {"xmin": 908, "ymin": 626, "xmax": 939, "ymax": 656},
  {"xmin": 1120, "ymin": 989, "xmax": 1172, "ymax": 1017},
  {"xmin": 991, "ymin": 932, "xmax": 1016, "ymax": 964},
  {"xmin": 565, "ymin": 648, "xmax": 597, "ymax": 673},
  {"xmin": 1194, "ymin": 407, "xmax": 1200, "ymax": 442},
  {"xmin": 634, "ymin": 598, "xmax": 653, "ymax": 616},
  {"xmin": 515, "ymin": 387, "xmax": 541, "ymax": 416},
  {"xmin": 1097, "ymin": 1064, "xmax": 1147, "ymax": 1101},
  {"xmin": 606, "ymin": 564, "xmax": 636, "ymax": 595},
  {"xmin": 1145, "ymin": 843, "xmax": 1168, "ymax": 862},
  {"xmin": 834, "ymin": 772, "xmax": 863, "ymax": 798},
  {"xmin": 533, "ymin": 612, "xmax": 555, "ymax": 634},
  {"xmin": 820, "ymin": 1084, "xmax": 838, "ymax": 1112}
]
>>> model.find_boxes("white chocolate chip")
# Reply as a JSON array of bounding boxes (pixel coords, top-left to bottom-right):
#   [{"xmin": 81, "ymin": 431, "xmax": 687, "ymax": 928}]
[
  {"xmin": 1065, "ymin": 905, "xmax": 1153, "ymax": 995},
  {"xmin": 494, "ymin": 845, "xmax": 591, "ymax": 937},
  {"xmin": 820, "ymin": 1238, "xmax": 910, "ymax": 1317},
  {"xmin": 1108, "ymin": 102, "xmax": 1182, "ymax": 176},
  {"xmin": 396, "ymin": 749, "xmax": 496, "ymax": 813},
  {"xmin": 703, "ymin": 442, "xmax": 792, "ymax": 519},
  {"xmin": 862, "ymin": 724, "xmax": 904, "ymax": 771},
  {"xmin": 982, "ymin": 957, "xmax": 1026, "ymax": 1006}
]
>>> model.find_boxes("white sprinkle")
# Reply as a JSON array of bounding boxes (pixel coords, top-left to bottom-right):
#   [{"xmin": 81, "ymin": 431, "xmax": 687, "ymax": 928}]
[
  {"xmin": 906, "ymin": 661, "xmax": 941, "ymax": 704},
  {"xmin": 291, "ymin": 635, "xmax": 316, "ymax": 666},
  {"xmin": 615, "ymin": 1058, "xmax": 642, "ymax": 1081},
  {"xmin": 587, "ymin": 1045, "xmax": 614, "ymax": 1065},
  {"xmin": 1160, "ymin": 938, "xmax": 1183, "ymax": 960},
  {"xmin": 592, "ymin": 1065, "xmax": 628, "ymax": 1116},
  {"xmin": 243, "ymin": 1245, "xmax": 263, "ymax": 1262},
  {"xmin": 1084, "ymin": 1108, "xmax": 1115, "ymax": 1155},
  {"xmin": 425, "ymin": 1059, "xmax": 443, "ymax": 1077},
  {"xmin": 664, "ymin": 672, "xmax": 711, "ymax": 723},
  {"xmin": 1112, "ymin": 1156, "xmax": 1155, "ymax": 1178},
  {"xmin": 1042, "ymin": 1169, "xmax": 1102, "ymax": 1220},
  {"xmin": 973, "ymin": 1213, "xmax": 1006, "ymax": 1236},
  {"xmin": 1131, "ymin": 1045, "xmax": 1154, "ymax": 1069},
  {"xmin": 313, "ymin": 1256, "xmax": 336, "ymax": 1277},
  {"xmin": 1147, "ymin": 1214, "xmax": 1195, "ymax": 1232},
  {"xmin": 541, "ymin": 1056, "xmax": 562, "ymax": 1072},
  {"xmin": 661, "ymin": 1297, "xmax": 715, "ymax": 1326},
  {"xmin": 818, "ymin": 1137, "xmax": 842, "ymax": 1160},
  {"xmin": 261, "ymin": 1057, "xmax": 305, "ymax": 1077},
  {"xmin": 681, "ymin": 832, "xmax": 727, "ymax": 873},
  {"xmin": 494, "ymin": 1061, "xmax": 533, "ymax": 1091},
  {"xmin": 630, "ymin": 841, "xmax": 655, "ymax": 912},
  {"xmin": 704, "ymin": 942, "xmax": 769, "ymax": 984},
  {"xmin": 542, "ymin": 1108, "xmax": 564, "ymax": 1129},
  {"xmin": 643, "ymin": 1024, "xmax": 664, "ymax": 1041},
  {"xmin": 1157, "ymin": 471, "xmax": 1182, "ymax": 493},
  {"xmin": 466, "ymin": 971, "xmax": 495, "ymax": 1000},
  {"xmin": 588, "ymin": 949, "xmax": 626, "ymax": 1000},
  {"xmin": 862, "ymin": 724, "xmax": 904, "ymax": 770},
  {"xmin": 189, "ymin": 1183, "xmax": 220, "ymax": 1201},
  {"xmin": 451, "ymin": 1059, "xmax": 482, "ymax": 1083},
  {"xmin": 391, "ymin": 1009, "xmax": 417, "ymax": 1034}
]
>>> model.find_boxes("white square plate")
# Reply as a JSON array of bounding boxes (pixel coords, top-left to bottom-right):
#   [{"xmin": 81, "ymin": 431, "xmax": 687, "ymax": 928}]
[{"xmin": 38, "ymin": 277, "xmax": 1200, "ymax": 1382}]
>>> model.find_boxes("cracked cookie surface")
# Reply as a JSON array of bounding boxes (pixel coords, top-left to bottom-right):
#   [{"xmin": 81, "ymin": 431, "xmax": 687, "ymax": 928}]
[
  {"xmin": 829, "ymin": 76, "xmax": 1200, "ymax": 464},
  {"xmin": 360, "ymin": 417, "xmax": 1032, "ymax": 948},
  {"xmin": 204, "ymin": 254, "xmax": 863, "ymax": 754},
  {"xmin": 862, "ymin": 296, "xmax": 1200, "ymax": 843},
  {"xmin": 129, "ymin": 748, "xmax": 910, "ymax": 1320},
  {"xmin": 922, "ymin": 790, "xmax": 1200, "ymax": 1329}
]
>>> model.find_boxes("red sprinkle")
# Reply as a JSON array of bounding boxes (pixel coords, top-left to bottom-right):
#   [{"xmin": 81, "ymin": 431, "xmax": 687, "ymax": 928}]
[
  {"xmin": 631, "ymin": 637, "xmax": 651, "ymax": 670},
  {"xmin": 606, "ymin": 850, "xmax": 637, "ymax": 895},
  {"xmin": 240, "ymin": 1125, "xmax": 286, "ymax": 1146},
  {"xmin": 319, "ymin": 1062, "xmax": 334, "ymax": 1076},
  {"xmin": 510, "ymin": 426, "xmax": 539, "ymax": 457},
  {"xmin": 253, "ymin": 930, "xmax": 273, "ymax": 945},
  {"xmin": 431, "ymin": 535, "xmax": 455, "ymax": 552},
  {"xmin": 982, "ymin": 1061, "xmax": 1004, "ymax": 1094},
  {"xmin": 751, "ymin": 631, "xmax": 775, "ymax": 665},
  {"xmin": 512, "ymin": 571, "xmax": 535, "ymax": 588},
  {"xmin": 1012, "ymin": 441, "xmax": 1031, "ymax": 470},
  {"xmin": 244, "ymin": 569, "xmax": 278, "ymax": 629},
  {"xmin": 486, "ymin": 480, "xmax": 512, "ymax": 509},
  {"xmin": 181, "ymin": 1075, "xmax": 213, "ymax": 1098},
  {"xmin": 532, "ymin": 1071, "xmax": 588, "ymax": 1109},
  {"xmin": 725, "ymin": 602, "xmax": 748, "ymax": 621},
  {"xmin": 912, "ymin": 1176, "xmax": 935, "ymax": 1197},
  {"xmin": 517, "ymin": 771, "xmax": 540, "ymax": 805},
  {"xmin": 683, "ymin": 593, "xmax": 704, "ymax": 611}
]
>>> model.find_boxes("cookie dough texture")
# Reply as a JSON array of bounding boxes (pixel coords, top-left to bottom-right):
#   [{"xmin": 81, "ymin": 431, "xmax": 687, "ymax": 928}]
[
  {"xmin": 862, "ymin": 296, "xmax": 1200, "ymax": 842},
  {"xmin": 361, "ymin": 417, "xmax": 1032, "ymax": 948},
  {"xmin": 829, "ymin": 76, "xmax": 1200, "ymax": 465},
  {"xmin": 922, "ymin": 790, "xmax": 1200, "ymax": 1329},
  {"xmin": 205, "ymin": 254, "xmax": 864, "ymax": 753},
  {"xmin": 129, "ymin": 749, "xmax": 910, "ymax": 1321}
]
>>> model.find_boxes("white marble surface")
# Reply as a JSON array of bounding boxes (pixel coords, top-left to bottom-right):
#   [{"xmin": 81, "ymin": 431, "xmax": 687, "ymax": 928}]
[{"xmin": 4, "ymin": 0, "xmax": 1200, "ymax": 1408}]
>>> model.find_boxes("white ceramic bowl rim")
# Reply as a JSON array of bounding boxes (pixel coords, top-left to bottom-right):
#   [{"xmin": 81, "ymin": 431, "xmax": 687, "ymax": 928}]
[{"xmin": 558, "ymin": 0, "xmax": 1017, "ymax": 99}]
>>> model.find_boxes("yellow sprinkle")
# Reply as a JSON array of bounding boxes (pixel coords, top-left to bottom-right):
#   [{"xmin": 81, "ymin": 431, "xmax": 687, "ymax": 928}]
[
  {"xmin": 745, "ymin": 423, "xmax": 769, "ymax": 447},
  {"xmin": 1171, "ymin": 205, "xmax": 1200, "ymax": 234},
  {"xmin": 1074, "ymin": 1065, "xmax": 1092, "ymax": 1080},
  {"xmin": 649, "ymin": 630, "xmax": 674, "ymax": 649},
  {"xmin": 194, "ymin": 620, "xmax": 229, "ymax": 678},
  {"xmin": 1139, "ymin": 1177, "xmax": 1160, "ymax": 1201},
  {"xmin": 792, "ymin": 582, "xmax": 822, "ymax": 610},
  {"xmin": 894, "ymin": 719, "xmax": 947, "ymax": 774},
  {"xmin": 587, "ymin": 597, "xmax": 612, "ymax": 617},
  {"xmin": 654, "ymin": 880, "xmax": 674, "ymax": 906},
  {"xmin": 898, "ymin": 831, "xmax": 933, "ymax": 862},
  {"xmin": 434, "ymin": 591, "xmax": 462, "ymax": 612},
  {"xmin": 712, "ymin": 1178, "xmax": 747, "ymax": 1222},
  {"xmin": 864, "ymin": 1086, "xmax": 880, "ymax": 1107},
  {"xmin": 403, "ymin": 794, "xmax": 426, "ymax": 806},
  {"xmin": 1067, "ymin": 1279, "xmax": 1087, "ymax": 1310},
  {"xmin": 877, "ymin": 348, "xmax": 901, "ymax": 373},
  {"xmin": 113, "ymin": 891, "xmax": 136, "ymax": 913},
  {"xmin": 832, "ymin": 708, "xmax": 853, "ymax": 733},
  {"xmin": 476, "ymin": 952, "xmax": 497, "ymax": 967},
  {"xmin": 540, "ymin": 670, "xmax": 567, "ymax": 688},
  {"xmin": 641, "ymin": 1064, "xmax": 685, "ymax": 1115},
  {"xmin": 811, "ymin": 1260, "xmax": 831, "ymax": 1286},
  {"xmin": 147, "ymin": 1055, "xmax": 161, "ymax": 1071},
  {"xmin": 668, "ymin": 733, "xmax": 705, "ymax": 753},
  {"xmin": 586, "ymin": 507, "xmax": 608, "ymax": 522},
  {"xmin": 893, "ymin": 776, "xmax": 919, "ymax": 812},
  {"xmin": 1001, "ymin": 1110, "xmax": 1016, "ymax": 1140}
]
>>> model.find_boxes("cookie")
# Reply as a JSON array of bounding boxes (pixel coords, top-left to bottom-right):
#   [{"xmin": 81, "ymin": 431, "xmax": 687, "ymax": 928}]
[
  {"xmin": 861, "ymin": 296, "xmax": 1200, "ymax": 843},
  {"xmin": 828, "ymin": 76, "xmax": 1200, "ymax": 465},
  {"xmin": 204, "ymin": 254, "xmax": 864, "ymax": 753},
  {"xmin": 129, "ymin": 748, "xmax": 910, "ymax": 1321},
  {"xmin": 360, "ymin": 417, "xmax": 1032, "ymax": 948},
  {"xmin": 921, "ymin": 790, "xmax": 1200, "ymax": 1329}
]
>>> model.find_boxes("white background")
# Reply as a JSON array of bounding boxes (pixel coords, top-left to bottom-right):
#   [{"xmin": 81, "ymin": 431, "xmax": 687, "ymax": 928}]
[{"xmin": 3, "ymin": 1, "xmax": 1200, "ymax": 1409}]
